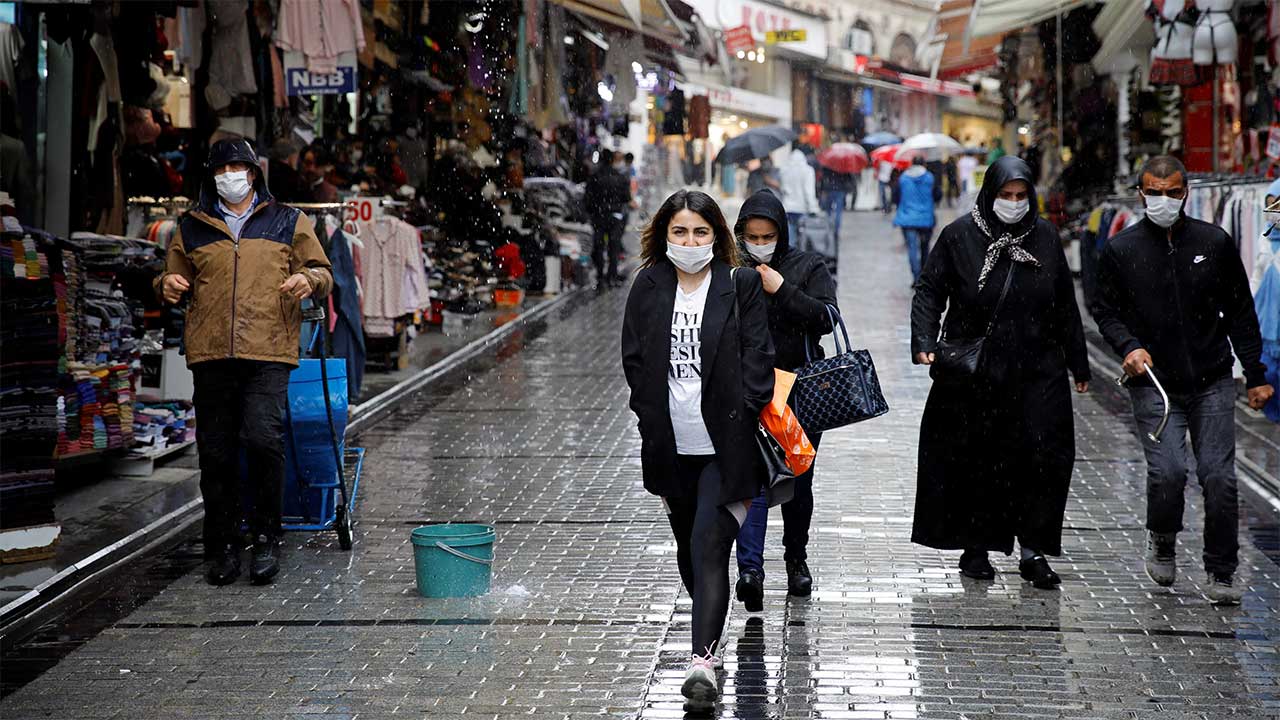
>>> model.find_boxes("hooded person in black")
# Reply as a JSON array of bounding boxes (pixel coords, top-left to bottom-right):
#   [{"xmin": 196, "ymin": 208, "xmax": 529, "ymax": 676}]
[
  {"xmin": 910, "ymin": 156, "xmax": 1090, "ymax": 589},
  {"xmin": 731, "ymin": 190, "xmax": 837, "ymax": 608}
]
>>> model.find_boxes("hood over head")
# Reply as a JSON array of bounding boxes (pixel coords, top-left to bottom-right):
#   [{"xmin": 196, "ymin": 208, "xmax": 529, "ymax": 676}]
[
  {"xmin": 976, "ymin": 155, "xmax": 1038, "ymax": 236},
  {"xmin": 199, "ymin": 137, "xmax": 272, "ymax": 212},
  {"xmin": 735, "ymin": 189, "xmax": 790, "ymax": 264},
  {"xmin": 904, "ymin": 165, "xmax": 928, "ymax": 178}
]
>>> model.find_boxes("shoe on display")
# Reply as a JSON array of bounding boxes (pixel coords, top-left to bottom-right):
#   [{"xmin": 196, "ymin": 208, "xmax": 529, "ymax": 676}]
[
  {"xmin": 1018, "ymin": 555, "xmax": 1062, "ymax": 589},
  {"xmin": 958, "ymin": 549, "xmax": 996, "ymax": 580},
  {"xmin": 1145, "ymin": 531, "xmax": 1177, "ymax": 587},
  {"xmin": 681, "ymin": 654, "xmax": 718, "ymax": 715},
  {"xmin": 1206, "ymin": 573, "xmax": 1243, "ymax": 606},
  {"xmin": 249, "ymin": 535, "xmax": 280, "ymax": 585},
  {"xmin": 786, "ymin": 559, "xmax": 812, "ymax": 596},
  {"xmin": 205, "ymin": 544, "xmax": 241, "ymax": 586},
  {"xmin": 735, "ymin": 570, "xmax": 765, "ymax": 613}
]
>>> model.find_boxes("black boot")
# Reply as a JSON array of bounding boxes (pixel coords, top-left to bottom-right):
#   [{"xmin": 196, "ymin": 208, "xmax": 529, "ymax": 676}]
[
  {"xmin": 249, "ymin": 535, "xmax": 280, "ymax": 585},
  {"xmin": 958, "ymin": 550, "xmax": 995, "ymax": 580},
  {"xmin": 1018, "ymin": 555, "xmax": 1061, "ymax": 589},
  {"xmin": 735, "ymin": 570, "xmax": 765, "ymax": 612},
  {"xmin": 786, "ymin": 559, "xmax": 812, "ymax": 596},
  {"xmin": 205, "ymin": 544, "xmax": 241, "ymax": 586}
]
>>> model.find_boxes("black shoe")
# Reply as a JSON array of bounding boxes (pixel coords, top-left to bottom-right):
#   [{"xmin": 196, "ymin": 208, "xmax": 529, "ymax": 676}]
[
  {"xmin": 249, "ymin": 535, "xmax": 280, "ymax": 585},
  {"xmin": 786, "ymin": 559, "xmax": 812, "ymax": 596},
  {"xmin": 735, "ymin": 570, "xmax": 764, "ymax": 612},
  {"xmin": 1019, "ymin": 555, "xmax": 1061, "ymax": 589},
  {"xmin": 958, "ymin": 550, "xmax": 995, "ymax": 580},
  {"xmin": 205, "ymin": 545, "xmax": 241, "ymax": 586}
]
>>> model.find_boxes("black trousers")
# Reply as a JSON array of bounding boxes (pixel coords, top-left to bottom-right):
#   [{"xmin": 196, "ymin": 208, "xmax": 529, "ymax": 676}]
[
  {"xmin": 591, "ymin": 215, "xmax": 625, "ymax": 280},
  {"xmin": 666, "ymin": 455, "xmax": 742, "ymax": 658},
  {"xmin": 192, "ymin": 359, "xmax": 292, "ymax": 551}
]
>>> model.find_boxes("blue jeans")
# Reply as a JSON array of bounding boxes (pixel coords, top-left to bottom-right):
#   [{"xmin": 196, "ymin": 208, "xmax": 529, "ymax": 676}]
[
  {"xmin": 1130, "ymin": 376, "xmax": 1239, "ymax": 575},
  {"xmin": 879, "ymin": 181, "xmax": 892, "ymax": 213},
  {"xmin": 902, "ymin": 227, "xmax": 929, "ymax": 282},
  {"xmin": 822, "ymin": 191, "xmax": 845, "ymax": 245},
  {"xmin": 735, "ymin": 436, "xmax": 819, "ymax": 576}
]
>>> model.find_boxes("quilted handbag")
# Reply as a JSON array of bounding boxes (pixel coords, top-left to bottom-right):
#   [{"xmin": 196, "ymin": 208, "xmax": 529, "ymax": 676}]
[{"xmin": 792, "ymin": 305, "xmax": 889, "ymax": 433}]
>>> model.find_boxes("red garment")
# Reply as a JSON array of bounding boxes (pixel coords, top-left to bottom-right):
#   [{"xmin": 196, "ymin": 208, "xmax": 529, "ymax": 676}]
[{"xmin": 494, "ymin": 241, "xmax": 526, "ymax": 280}]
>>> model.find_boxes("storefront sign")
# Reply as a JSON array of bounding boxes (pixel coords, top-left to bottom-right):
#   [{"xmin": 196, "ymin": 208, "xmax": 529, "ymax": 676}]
[
  {"xmin": 724, "ymin": 25, "xmax": 756, "ymax": 55},
  {"xmin": 897, "ymin": 73, "xmax": 975, "ymax": 99},
  {"xmin": 682, "ymin": 81, "xmax": 790, "ymax": 123},
  {"xmin": 765, "ymin": 29, "xmax": 806, "ymax": 44},
  {"xmin": 283, "ymin": 52, "xmax": 358, "ymax": 96},
  {"xmin": 689, "ymin": 0, "xmax": 827, "ymax": 59},
  {"xmin": 1267, "ymin": 124, "xmax": 1280, "ymax": 160}
]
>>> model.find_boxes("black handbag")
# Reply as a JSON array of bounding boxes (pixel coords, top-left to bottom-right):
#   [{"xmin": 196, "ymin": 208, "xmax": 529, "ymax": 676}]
[
  {"xmin": 730, "ymin": 268, "xmax": 792, "ymax": 491},
  {"xmin": 933, "ymin": 264, "xmax": 1015, "ymax": 378},
  {"xmin": 792, "ymin": 305, "xmax": 889, "ymax": 433}
]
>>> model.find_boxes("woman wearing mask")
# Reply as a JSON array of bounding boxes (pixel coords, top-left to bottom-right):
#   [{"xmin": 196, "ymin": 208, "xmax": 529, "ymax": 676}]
[
  {"xmin": 731, "ymin": 189, "xmax": 837, "ymax": 608},
  {"xmin": 910, "ymin": 156, "xmax": 1090, "ymax": 589},
  {"xmin": 621, "ymin": 190, "xmax": 775, "ymax": 713}
]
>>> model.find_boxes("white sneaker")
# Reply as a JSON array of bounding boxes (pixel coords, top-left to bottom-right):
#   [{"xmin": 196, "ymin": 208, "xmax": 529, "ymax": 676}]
[
  {"xmin": 681, "ymin": 654, "xmax": 718, "ymax": 714},
  {"xmin": 1145, "ymin": 531, "xmax": 1176, "ymax": 587},
  {"xmin": 1206, "ymin": 573, "xmax": 1243, "ymax": 606}
]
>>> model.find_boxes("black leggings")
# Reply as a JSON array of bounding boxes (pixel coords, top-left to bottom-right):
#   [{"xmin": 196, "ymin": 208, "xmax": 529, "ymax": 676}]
[{"xmin": 666, "ymin": 455, "xmax": 742, "ymax": 658}]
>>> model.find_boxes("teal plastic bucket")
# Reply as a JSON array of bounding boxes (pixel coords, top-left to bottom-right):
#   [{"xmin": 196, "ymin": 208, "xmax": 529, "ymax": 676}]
[{"xmin": 410, "ymin": 523, "xmax": 495, "ymax": 598}]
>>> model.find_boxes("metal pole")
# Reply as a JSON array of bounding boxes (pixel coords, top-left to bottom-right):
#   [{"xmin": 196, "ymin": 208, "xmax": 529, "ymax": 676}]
[{"xmin": 1056, "ymin": 6, "xmax": 1064, "ymax": 171}]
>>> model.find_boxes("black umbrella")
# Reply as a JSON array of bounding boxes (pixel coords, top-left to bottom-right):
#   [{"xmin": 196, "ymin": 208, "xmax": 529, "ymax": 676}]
[{"xmin": 715, "ymin": 125, "xmax": 796, "ymax": 165}]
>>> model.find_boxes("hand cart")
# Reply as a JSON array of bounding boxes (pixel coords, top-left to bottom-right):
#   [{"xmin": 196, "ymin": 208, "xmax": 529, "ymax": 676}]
[
  {"xmin": 1115, "ymin": 362, "xmax": 1170, "ymax": 444},
  {"xmin": 280, "ymin": 306, "xmax": 363, "ymax": 549}
]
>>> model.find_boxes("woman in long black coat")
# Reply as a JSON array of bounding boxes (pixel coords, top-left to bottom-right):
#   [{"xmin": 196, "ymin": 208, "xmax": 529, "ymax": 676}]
[{"xmin": 910, "ymin": 156, "xmax": 1091, "ymax": 588}]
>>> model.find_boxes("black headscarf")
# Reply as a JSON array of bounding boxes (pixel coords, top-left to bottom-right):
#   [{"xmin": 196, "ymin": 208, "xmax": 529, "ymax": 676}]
[
  {"xmin": 972, "ymin": 155, "xmax": 1042, "ymax": 289},
  {"xmin": 734, "ymin": 189, "xmax": 790, "ymax": 266}
]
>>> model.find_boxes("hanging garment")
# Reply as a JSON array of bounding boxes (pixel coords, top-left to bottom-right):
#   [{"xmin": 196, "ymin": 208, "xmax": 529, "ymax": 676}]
[
  {"xmin": 358, "ymin": 216, "xmax": 428, "ymax": 337},
  {"xmin": 0, "ymin": 22, "xmax": 22, "ymax": 99},
  {"xmin": 275, "ymin": 0, "xmax": 365, "ymax": 75},
  {"xmin": 1149, "ymin": 0, "xmax": 1200, "ymax": 86},
  {"xmin": 328, "ymin": 227, "xmax": 366, "ymax": 399},
  {"xmin": 206, "ymin": 0, "xmax": 259, "ymax": 110},
  {"xmin": 1192, "ymin": 0, "xmax": 1236, "ymax": 66}
]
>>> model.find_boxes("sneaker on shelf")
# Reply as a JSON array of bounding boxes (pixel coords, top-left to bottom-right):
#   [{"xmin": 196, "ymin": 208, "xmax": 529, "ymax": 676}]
[
  {"xmin": 786, "ymin": 559, "xmax": 812, "ymax": 596},
  {"xmin": 1145, "ymin": 531, "xmax": 1177, "ymax": 587},
  {"xmin": 681, "ymin": 654, "xmax": 718, "ymax": 714},
  {"xmin": 1206, "ymin": 573, "xmax": 1243, "ymax": 606}
]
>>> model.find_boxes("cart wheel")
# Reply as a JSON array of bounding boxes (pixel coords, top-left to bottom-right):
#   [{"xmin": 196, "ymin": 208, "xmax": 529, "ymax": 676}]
[{"xmin": 336, "ymin": 505, "xmax": 354, "ymax": 551}]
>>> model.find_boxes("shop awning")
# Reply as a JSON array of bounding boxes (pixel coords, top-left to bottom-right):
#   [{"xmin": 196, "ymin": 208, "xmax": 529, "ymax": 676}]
[
  {"xmin": 962, "ymin": 0, "xmax": 1097, "ymax": 43},
  {"xmin": 932, "ymin": 0, "xmax": 1004, "ymax": 80},
  {"xmin": 552, "ymin": 0, "xmax": 688, "ymax": 47},
  {"xmin": 1090, "ymin": 0, "xmax": 1152, "ymax": 75}
]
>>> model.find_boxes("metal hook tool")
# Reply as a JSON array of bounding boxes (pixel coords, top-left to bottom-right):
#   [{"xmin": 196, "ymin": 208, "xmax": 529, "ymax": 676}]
[{"xmin": 1115, "ymin": 362, "xmax": 1169, "ymax": 443}]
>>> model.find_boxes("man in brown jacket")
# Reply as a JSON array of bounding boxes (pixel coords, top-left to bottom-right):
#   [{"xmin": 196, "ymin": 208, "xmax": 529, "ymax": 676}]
[{"xmin": 156, "ymin": 138, "xmax": 333, "ymax": 586}]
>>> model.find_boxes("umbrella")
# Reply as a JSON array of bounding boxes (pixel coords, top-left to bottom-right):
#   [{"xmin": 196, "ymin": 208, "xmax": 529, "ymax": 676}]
[
  {"xmin": 901, "ymin": 133, "xmax": 964, "ymax": 160},
  {"xmin": 817, "ymin": 143, "xmax": 868, "ymax": 174},
  {"xmin": 715, "ymin": 125, "xmax": 796, "ymax": 165},
  {"xmin": 861, "ymin": 131, "xmax": 903, "ymax": 148},
  {"xmin": 870, "ymin": 144, "xmax": 918, "ymax": 171}
]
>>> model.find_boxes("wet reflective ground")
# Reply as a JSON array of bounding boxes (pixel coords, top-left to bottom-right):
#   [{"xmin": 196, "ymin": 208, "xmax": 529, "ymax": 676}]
[{"xmin": 1, "ymin": 208, "xmax": 1277, "ymax": 719}]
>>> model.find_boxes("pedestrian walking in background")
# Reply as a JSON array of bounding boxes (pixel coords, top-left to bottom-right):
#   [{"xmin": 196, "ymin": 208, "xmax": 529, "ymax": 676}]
[
  {"xmin": 747, "ymin": 156, "xmax": 781, "ymax": 197},
  {"xmin": 584, "ymin": 149, "xmax": 632, "ymax": 289},
  {"xmin": 877, "ymin": 156, "xmax": 895, "ymax": 214},
  {"xmin": 155, "ymin": 138, "xmax": 333, "ymax": 587},
  {"xmin": 910, "ymin": 156, "xmax": 1090, "ymax": 590},
  {"xmin": 779, "ymin": 146, "xmax": 820, "ymax": 244},
  {"xmin": 731, "ymin": 190, "xmax": 837, "ymax": 609},
  {"xmin": 894, "ymin": 157, "xmax": 936, "ymax": 285},
  {"xmin": 620, "ymin": 189, "xmax": 775, "ymax": 713},
  {"xmin": 818, "ymin": 167, "xmax": 854, "ymax": 249},
  {"xmin": 944, "ymin": 155, "xmax": 960, "ymax": 207},
  {"xmin": 1091, "ymin": 156, "xmax": 1274, "ymax": 605}
]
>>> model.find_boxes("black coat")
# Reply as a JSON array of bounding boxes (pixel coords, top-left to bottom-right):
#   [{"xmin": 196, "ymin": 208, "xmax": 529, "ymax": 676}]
[
  {"xmin": 909, "ymin": 156, "xmax": 1090, "ymax": 556},
  {"xmin": 735, "ymin": 190, "xmax": 837, "ymax": 373},
  {"xmin": 622, "ymin": 259, "xmax": 776, "ymax": 506}
]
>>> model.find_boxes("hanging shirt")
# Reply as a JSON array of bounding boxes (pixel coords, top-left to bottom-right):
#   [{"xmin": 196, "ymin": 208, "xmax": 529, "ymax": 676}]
[
  {"xmin": 275, "ymin": 0, "xmax": 366, "ymax": 75},
  {"xmin": 668, "ymin": 274, "xmax": 715, "ymax": 456},
  {"xmin": 359, "ymin": 216, "xmax": 427, "ymax": 336}
]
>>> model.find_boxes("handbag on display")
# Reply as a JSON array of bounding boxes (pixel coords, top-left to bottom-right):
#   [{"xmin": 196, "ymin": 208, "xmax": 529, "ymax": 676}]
[
  {"xmin": 933, "ymin": 264, "xmax": 1015, "ymax": 379},
  {"xmin": 792, "ymin": 305, "xmax": 889, "ymax": 433}
]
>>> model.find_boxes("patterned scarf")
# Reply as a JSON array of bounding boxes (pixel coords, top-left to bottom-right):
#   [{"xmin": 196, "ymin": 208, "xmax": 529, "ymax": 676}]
[{"xmin": 971, "ymin": 205, "xmax": 1041, "ymax": 290}]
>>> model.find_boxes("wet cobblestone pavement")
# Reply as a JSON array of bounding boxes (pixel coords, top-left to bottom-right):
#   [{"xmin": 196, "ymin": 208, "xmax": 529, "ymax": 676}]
[{"xmin": 2, "ymin": 210, "xmax": 1278, "ymax": 719}]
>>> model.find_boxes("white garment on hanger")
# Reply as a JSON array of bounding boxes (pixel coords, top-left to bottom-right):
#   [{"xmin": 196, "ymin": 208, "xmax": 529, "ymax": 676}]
[
  {"xmin": 1193, "ymin": 0, "xmax": 1237, "ymax": 65},
  {"xmin": 1152, "ymin": 0, "xmax": 1194, "ymax": 60}
]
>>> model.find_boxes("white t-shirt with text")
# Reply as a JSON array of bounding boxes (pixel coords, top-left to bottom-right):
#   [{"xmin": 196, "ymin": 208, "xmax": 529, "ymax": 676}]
[{"xmin": 668, "ymin": 274, "xmax": 715, "ymax": 455}]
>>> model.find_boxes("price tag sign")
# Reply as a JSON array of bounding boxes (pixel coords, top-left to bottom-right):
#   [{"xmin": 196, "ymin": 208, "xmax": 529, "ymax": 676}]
[
  {"xmin": 765, "ymin": 29, "xmax": 807, "ymax": 44},
  {"xmin": 1267, "ymin": 124, "xmax": 1280, "ymax": 160},
  {"xmin": 723, "ymin": 25, "xmax": 755, "ymax": 55},
  {"xmin": 345, "ymin": 198, "xmax": 381, "ymax": 223}
]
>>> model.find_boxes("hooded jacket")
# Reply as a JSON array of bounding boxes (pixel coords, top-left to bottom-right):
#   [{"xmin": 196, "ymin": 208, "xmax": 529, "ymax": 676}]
[
  {"xmin": 893, "ymin": 164, "xmax": 936, "ymax": 229},
  {"xmin": 154, "ymin": 138, "xmax": 333, "ymax": 367},
  {"xmin": 779, "ymin": 149, "xmax": 820, "ymax": 215},
  {"xmin": 735, "ymin": 190, "xmax": 837, "ymax": 372}
]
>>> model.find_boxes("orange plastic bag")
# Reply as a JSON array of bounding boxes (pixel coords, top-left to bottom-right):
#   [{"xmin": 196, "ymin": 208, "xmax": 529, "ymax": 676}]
[{"xmin": 760, "ymin": 369, "xmax": 815, "ymax": 476}]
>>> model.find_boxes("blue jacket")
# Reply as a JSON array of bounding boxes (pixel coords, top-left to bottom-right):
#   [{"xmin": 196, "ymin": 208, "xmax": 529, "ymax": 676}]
[{"xmin": 893, "ymin": 168, "xmax": 935, "ymax": 229}]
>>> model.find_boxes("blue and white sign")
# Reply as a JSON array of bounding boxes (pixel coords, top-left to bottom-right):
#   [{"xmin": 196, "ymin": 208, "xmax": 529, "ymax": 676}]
[{"xmin": 283, "ymin": 51, "xmax": 357, "ymax": 96}]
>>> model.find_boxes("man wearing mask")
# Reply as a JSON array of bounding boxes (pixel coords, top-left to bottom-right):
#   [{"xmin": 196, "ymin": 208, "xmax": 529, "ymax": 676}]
[
  {"xmin": 156, "ymin": 138, "xmax": 333, "ymax": 587},
  {"xmin": 1092, "ymin": 155, "xmax": 1273, "ymax": 605}
]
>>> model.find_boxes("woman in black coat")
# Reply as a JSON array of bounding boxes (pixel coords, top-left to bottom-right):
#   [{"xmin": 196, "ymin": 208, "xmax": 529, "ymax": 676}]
[
  {"xmin": 621, "ymin": 189, "xmax": 775, "ymax": 713},
  {"xmin": 910, "ymin": 156, "xmax": 1090, "ymax": 589},
  {"xmin": 731, "ymin": 190, "xmax": 837, "ymax": 607}
]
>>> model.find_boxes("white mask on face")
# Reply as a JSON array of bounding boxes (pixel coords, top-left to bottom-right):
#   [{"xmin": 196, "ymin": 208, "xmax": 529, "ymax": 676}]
[
  {"xmin": 745, "ymin": 241, "xmax": 776, "ymax": 264},
  {"xmin": 992, "ymin": 197, "xmax": 1030, "ymax": 225},
  {"xmin": 666, "ymin": 242, "xmax": 715, "ymax": 274},
  {"xmin": 1144, "ymin": 194, "xmax": 1183, "ymax": 228},
  {"xmin": 215, "ymin": 170, "xmax": 253, "ymax": 203}
]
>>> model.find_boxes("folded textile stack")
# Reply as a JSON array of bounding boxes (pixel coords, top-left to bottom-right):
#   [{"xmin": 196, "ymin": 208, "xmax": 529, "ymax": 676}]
[
  {"xmin": 58, "ymin": 363, "xmax": 136, "ymax": 456},
  {"xmin": 132, "ymin": 400, "xmax": 195, "ymax": 454}
]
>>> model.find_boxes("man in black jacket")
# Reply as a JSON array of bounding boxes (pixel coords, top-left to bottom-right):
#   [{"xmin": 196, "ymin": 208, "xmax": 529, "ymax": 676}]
[
  {"xmin": 583, "ymin": 150, "xmax": 632, "ymax": 288},
  {"xmin": 1092, "ymin": 155, "xmax": 1274, "ymax": 605}
]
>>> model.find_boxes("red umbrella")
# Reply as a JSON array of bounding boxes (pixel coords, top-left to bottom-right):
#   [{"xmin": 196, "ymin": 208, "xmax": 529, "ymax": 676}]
[
  {"xmin": 870, "ymin": 144, "xmax": 919, "ymax": 170},
  {"xmin": 816, "ymin": 143, "xmax": 868, "ymax": 174}
]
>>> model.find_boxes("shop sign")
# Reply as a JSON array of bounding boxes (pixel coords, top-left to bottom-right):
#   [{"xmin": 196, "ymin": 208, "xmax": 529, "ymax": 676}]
[
  {"xmin": 283, "ymin": 52, "xmax": 358, "ymax": 96},
  {"xmin": 688, "ymin": 0, "xmax": 827, "ymax": 59},
  {"xmin": 683, "ymin": 82, "xmax": 790, "ymax": 123},
  {"xmin": 897, "ymin": 73, "xmax": 975, "ymax": 99},
  {"xmin": 724, "ymin": 25, "xmax": 755, "ymax": 55},
  {"xmin": 1267, "ymin": 124, "xmax": 1280, "ymax": 160},
  {"xmin": 765, "ymin": 29, "xmax": 806, "ymax": 44}
]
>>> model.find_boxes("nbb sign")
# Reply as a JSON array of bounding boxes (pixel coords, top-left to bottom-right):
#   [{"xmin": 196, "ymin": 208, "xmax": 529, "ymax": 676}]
[{"xmin": 283, "ymin": 52, "xmax": 357, "ymax": 96}]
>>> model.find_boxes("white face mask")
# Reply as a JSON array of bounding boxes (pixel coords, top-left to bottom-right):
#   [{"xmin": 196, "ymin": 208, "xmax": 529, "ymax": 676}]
[
  {"xmin": 215, "ymin": 170, "xmax": 253, "ymax": 204},
  {"xmin": 745, "ymin": 241, "xmax": 776, "ymax": 264},
  {"xmin": 1144, "ymin": 194, "xmax": 1183, "ymax": 228},
  {"xmin": 992, "ymin": 197, "xmax": 1029, "ymax": 225},
  {"xmin": 666, "ymin": 242, "xmax": 715, "ymax": 274}
]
